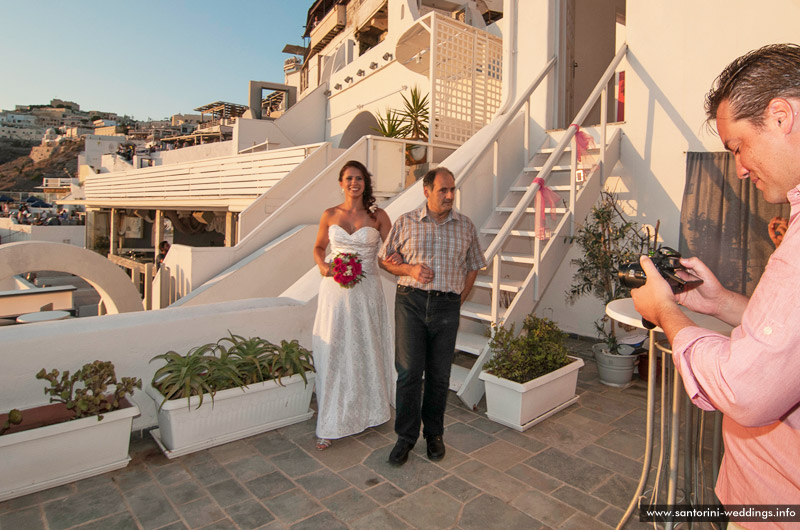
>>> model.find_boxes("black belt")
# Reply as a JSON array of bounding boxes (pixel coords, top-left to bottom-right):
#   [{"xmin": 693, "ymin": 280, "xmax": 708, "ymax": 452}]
[{"xmin": 402, "ymin": 286, "xmax": 457, "ymax": 297}]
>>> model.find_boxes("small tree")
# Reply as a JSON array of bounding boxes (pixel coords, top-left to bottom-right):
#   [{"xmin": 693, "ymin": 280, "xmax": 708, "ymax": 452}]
[{"xmin": 567, "ymin": 190, "xmax": 647, "ymax": 350}]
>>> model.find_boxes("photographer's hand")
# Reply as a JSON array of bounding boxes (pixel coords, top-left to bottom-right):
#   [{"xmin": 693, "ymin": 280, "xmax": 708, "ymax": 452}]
[
  {"xmin": 631, "ymin": 256, "xmax": 695, "ymax": 344},
  {"xmin": 675, "ymin": 257, "xmax": 748, "ymax": 327}
]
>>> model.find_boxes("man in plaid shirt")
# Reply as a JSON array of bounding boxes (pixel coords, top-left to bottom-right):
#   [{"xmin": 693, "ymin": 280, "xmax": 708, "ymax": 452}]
[{"xmin": 380, "ymin": 167, "xmax": 486, "ymax": 466}]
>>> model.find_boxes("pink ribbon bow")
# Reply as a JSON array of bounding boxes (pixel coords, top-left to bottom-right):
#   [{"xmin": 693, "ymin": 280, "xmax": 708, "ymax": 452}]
[
  {"xmin": 571, "ymin": 124, "xmax": 595, "ymax": 162},
  {"xmin": 533, "ymin": 177, "xmax": 560, "ymax": 240}
]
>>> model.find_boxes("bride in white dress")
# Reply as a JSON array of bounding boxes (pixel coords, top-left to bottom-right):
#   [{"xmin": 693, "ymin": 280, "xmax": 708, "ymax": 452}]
[{"xmin": 312, "ymin": 161, "xmax": 398, "ymax": 450}]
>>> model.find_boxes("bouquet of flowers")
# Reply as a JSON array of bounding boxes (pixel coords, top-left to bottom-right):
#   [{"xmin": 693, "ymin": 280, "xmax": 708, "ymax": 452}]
[{"xmin": 330, "ymin": 252, "xmax": 365, "ymax": 288}]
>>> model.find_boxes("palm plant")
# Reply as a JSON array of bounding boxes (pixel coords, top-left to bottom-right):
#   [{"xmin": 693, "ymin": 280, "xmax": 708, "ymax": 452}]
[
  {"xmin": 373, "ymin": 86, "xmax": 430, "ymax": 141},
  {"xmin": 374, "ymin": 108, "xmax": 408, "ymax": 138},
  {"xmin": 398, "ymin": 86, "xmax": 429, "ymax": 141}
]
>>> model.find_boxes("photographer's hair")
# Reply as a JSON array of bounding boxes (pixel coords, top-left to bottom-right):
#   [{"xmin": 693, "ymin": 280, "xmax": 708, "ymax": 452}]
[
  {"xmin": 422, "ymin": 167, "xmax": 455, "ymax": 190},
  {"xmin": 339, "ymin": 160, "xmax": 376, "ymax": 217},
  {"xmin": 705, "ymin": 43, "xmax": 800, "ymax": 127}
]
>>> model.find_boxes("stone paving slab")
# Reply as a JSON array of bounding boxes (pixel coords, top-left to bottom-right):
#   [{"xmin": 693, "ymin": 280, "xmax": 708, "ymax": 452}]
[{"xmin": 0, "ymin": 344, "xmax": 719, "ymax": 530}]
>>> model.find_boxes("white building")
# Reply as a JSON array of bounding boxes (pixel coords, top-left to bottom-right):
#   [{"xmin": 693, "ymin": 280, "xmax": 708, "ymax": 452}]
[{"xmin": 0, "ymin": 123, "xmax": 45, "ymax": 141}]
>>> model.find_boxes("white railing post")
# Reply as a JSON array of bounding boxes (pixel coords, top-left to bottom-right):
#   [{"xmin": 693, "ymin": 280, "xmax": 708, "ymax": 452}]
[
  {"xmin": 365, "ymin": 136, "xmax": 372, "ymax": 175},
  {"xmin": 570, "ymin": 133, "xmax": 577, "ymax": 237},
  {"xmin": 523, "ymin": 100, "xmax": 530, "ymax": 165},
  {"xmin": 601, "ymin": 86, "xmax": 608, "ymax": 180},
  {"xmin": 492, "ymin": 140, "xmax": 499, "ymax": 208},
  {"xmin": 144, "ymin": 263, "xmax": 153, "ymax": 310},
  {"xmin": 400, "ymin": 140, "xmax": 407, "ymax": 191},
  {"xmin": 491, "ymin": 254, "xmax": 501, "ymax": 324}
]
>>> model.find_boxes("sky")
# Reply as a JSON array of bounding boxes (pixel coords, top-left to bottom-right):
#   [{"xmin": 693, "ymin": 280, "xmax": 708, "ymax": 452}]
[{"xmin": 0, "ymin": 1, "xmax": 311, "ymax": 121}]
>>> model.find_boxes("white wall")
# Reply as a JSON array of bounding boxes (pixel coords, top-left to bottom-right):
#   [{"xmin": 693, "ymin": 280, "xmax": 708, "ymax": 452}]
[
  {"xmin": 272, "ymin": 84, "xmax": 330, "ymax": 146},
  {"xmin": 0, "ymin": 297, "xmax": 316, "ymax": 430},
  {"xmin": 83, "ymin": 135, "xmax": 127, "ymax": 170},
  {"xmin": 153, "ymin": 141, "xmax": 234, "ymax": 166},
  {"xmin": 534, "ymin": 0, "xmax": 800, "ymax": 337},
  {"xmin": 0, "ymin": 219, "xmax": 85, "ymax": 247},
  {"xmin": 233, "ymin": 118, "xmax": 295, "ymax": 152}
]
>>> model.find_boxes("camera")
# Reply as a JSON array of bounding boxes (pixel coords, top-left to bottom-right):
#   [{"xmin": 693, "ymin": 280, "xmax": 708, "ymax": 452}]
[{"xmin": 618, "ymin": 246, "xmax": 703, "ymax": 294}]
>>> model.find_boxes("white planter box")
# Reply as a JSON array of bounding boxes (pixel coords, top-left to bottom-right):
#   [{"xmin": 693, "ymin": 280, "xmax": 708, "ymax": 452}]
[
  {"xmin": 0, "ymin": 403, "xmax": 139, "ymax": 502},
  {"xmin": 146, "ymin": 372, "xmax": 315, "ymax": 458},
  {"xmin": 479, "ymin": 356, "xmax": 584, "ymax": 431}
]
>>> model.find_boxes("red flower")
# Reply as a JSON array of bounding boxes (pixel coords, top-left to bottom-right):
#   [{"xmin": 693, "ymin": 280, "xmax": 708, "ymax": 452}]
[{"xmin": 329, "ymin": 252, "xmax": 366, "ymax": 289}]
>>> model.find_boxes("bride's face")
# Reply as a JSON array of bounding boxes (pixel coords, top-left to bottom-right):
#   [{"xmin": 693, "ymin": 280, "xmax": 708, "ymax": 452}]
[{"xmin": 340, "ymin": 168, "xmax": 365, "ymax": 198}]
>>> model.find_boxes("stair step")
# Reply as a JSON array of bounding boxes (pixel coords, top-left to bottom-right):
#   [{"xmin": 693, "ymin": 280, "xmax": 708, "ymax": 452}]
[
  {"xmin": 455, "ymin": 331, "xmax": 490, "ymax": 355},
  {"xmin": 460, "ymin": 301, "xmax": 496, "ymax": 321},
  {"xmin": 499, "ymin": 252, "xmax": 536, "ymax": 264},
  {"xmin": 524, "ymin": 165, "xmax": 576, "ymax": 172},
  {"xmin": 509, "ymin": 185, "xmax": 573, "ymax": 192},
  {"xmin": 539, "ymin": 146, "xmax": 599, "ymax": 154},
  {"xmin": 493, "ymin": 206, "xmax": 568, "ymax": 214},
  {"xmin": 481, "ymin": 228, "xmax": 538, "ymax": 237},
  {"xmin": 449, "ymin": 364, "xmax": 470, "ymax": 392},
  {"xmin": 473, "ymin": 275, "xmax": 524, "ymax": 292}
]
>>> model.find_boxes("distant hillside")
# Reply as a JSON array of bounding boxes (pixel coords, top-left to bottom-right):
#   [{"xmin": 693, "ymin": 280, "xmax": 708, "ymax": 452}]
[
  {"xmin": 0, "ymin": 139, "xmax": 35, "ymax": 165},
  {"xmin": 0, "ymin": 138, "xmax": 83, "ymax": 192}
]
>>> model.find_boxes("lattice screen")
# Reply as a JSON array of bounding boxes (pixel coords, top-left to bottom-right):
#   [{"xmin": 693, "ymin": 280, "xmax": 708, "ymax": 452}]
[{"xmin": 430, "ymin": 16, "xmax": 503, "ymax": 145}]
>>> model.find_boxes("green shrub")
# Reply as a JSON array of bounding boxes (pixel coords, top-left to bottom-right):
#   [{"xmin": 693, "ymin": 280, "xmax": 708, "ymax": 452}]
[{"xmin": 483, "ymin": 315, "xmax": 571, "ymax": 384}]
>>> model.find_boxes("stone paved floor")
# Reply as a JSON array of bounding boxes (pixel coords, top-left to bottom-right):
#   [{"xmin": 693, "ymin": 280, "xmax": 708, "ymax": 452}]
[{"xmin": 0, "ymin": 338, "xmax": 715, "ymax": 530}]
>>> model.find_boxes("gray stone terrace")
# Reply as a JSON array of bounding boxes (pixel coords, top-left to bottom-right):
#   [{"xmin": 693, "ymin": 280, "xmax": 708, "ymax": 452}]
[{"xmin": 0, "ymin": 338, "xmax": 709, "ymax": 530}]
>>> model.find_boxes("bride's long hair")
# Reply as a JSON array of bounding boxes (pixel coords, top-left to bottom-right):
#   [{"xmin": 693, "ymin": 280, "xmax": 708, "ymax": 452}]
[{"xmin": 338, "ymin": 160, "xmax": 376, "ymax": 218}]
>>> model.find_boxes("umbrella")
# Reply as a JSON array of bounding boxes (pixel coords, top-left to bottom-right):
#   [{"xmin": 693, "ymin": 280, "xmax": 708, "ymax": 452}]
[
  {"xmin": 25, "ymin": 197, "xmax": 38, "ymax": 203},
  {"xmin": 28, "ymin": 199, "xmax": 51, "ymax": 208},
  {"xmin": 0, "ymin": 195, "xmax": 14, "ymax": 202}
]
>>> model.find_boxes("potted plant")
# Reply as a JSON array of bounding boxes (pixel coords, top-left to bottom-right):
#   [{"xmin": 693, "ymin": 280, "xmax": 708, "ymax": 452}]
[
  {"xmin": 145, "ymin": 332, "xmax": 315, "ymax": 458},
  {"xmin": 374, "ymin": 86, "xmax": 430, "ymax": 165},
  {"xmin": 0, "ymin": 361, "xmax": 141, "ymax": 502},
  {"xmin": 567, "ymin": 190, "xmax": 648, "ymax": 386},
  {"xmin": 478, "ymin": 315, "xmax": 584, "ymax": 431}
]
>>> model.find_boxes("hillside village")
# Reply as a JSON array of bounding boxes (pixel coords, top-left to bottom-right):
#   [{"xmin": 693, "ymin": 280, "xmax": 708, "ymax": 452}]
[{"xmin": 0, "ymin": 98, "xmax": 203, "ymax": 192}]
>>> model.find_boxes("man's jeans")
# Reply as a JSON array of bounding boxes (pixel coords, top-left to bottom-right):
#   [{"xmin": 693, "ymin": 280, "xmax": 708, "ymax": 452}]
[{"xmin": 394, "ymin": 285, "xmax": 461, "ymax": 443}]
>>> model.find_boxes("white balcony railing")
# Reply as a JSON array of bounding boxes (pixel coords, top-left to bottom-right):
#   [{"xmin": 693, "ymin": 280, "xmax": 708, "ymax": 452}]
[{"xmin": 83, "ymin": 144, "xmax": 324, "ymax": 203}]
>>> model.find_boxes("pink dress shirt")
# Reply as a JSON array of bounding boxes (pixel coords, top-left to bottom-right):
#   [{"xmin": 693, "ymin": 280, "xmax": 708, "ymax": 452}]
[{"xmin": 672, "ymin": 187, "xmax": 800, "ymax": 528}]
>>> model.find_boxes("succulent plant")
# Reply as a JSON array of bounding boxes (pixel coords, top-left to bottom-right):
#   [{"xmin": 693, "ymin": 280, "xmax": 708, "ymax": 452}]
[
  {"xmin": 150, "ymin": 333, "xmax": 314, "ymax": 410},
  {"xmin": 36, "ymin": 361, "xmax": 141, "ymax": 420},
  {"xmin": 150, "ymin": 343, "xmax": 218, "ymax": 410},
  {"xmin": 0, "ymin": 409, "xmax": 23, "ymax": 435}
]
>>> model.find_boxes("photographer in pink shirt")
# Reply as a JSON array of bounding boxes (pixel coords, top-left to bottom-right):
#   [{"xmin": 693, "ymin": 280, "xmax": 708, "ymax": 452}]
[{"xmin": 632, "ymin": 44, "xmax": 800, "ymax": 529}]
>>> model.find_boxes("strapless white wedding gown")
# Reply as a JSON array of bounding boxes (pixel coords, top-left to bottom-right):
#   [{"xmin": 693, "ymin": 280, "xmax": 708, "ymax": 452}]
[{"xmin": 312, "ymin": 225, "xmax": 393, "ymax": 439}]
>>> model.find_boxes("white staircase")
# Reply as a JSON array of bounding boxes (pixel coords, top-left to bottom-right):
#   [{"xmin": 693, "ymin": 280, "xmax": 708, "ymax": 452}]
[
  {"xmin": 449, "ymin": 44, "xmax": 629, "ymax": 409},
  {"xmin": 451, "ymin": 130, "xmax": 620, "ymax": 408}
]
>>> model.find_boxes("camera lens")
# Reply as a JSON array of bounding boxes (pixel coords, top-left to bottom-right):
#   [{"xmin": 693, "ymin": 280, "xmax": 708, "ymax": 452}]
[{"xmin": 618, "ymin": 262, "xmax": 647, "ymax": 288}]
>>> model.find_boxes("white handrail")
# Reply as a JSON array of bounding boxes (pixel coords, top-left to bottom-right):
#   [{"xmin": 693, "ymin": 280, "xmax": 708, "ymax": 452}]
[
  {"xmin": 483, "ymin": 44, "xmax": 627, "ymax": 261},
  {"xmin": 454, "ymin": 56, "xmax": 557, "ymax": 189}
]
